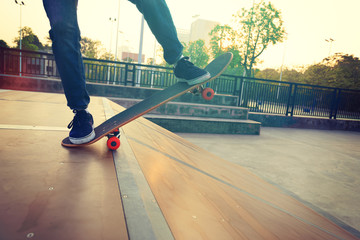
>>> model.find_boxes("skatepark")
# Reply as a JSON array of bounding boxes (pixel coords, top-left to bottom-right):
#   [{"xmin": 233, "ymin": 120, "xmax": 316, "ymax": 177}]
[{"xmin": 0, "ymin": 89, "xmax": 359, "ymax": 240}]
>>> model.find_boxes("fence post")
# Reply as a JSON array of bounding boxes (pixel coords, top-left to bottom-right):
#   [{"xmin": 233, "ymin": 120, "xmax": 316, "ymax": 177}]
[
  {"xmin": 289, "ymin": 84, "xmax": 298, "ymax": 117},
  {"xmin": 132, "ymin": 65, "xmax": 136, "ymax": 86},
  {"xmin": 237, "ymin": 77, "xmax": 244, "ymax": 107},
  {"xmin": 333, "ymin": 89, "xmax": 341, "ymax": 119},
  {"xmin": 124, "ymin": 63, "xmax": 129, "ymax": 86},
  {"xmin": 232, "ymin": 76, "xmax": 238, "ymax": 96},
  {"xmin": 291, "ymin": 85, "xmax": 298, "ymax": 116},
  {"xmin": 329, "ymin": 88, "xmax": 338, "ymax": 119},
  {"xmin": 0, "ymin": 47, "xmax": 4, "ymax": 74},
  {"xmin": 285, "ymin": 83, "xmax": 293, "ymax": 116}
]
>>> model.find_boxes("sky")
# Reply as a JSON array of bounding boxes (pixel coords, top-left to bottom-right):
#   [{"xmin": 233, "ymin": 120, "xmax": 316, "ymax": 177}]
[{"xmin": 1, "ymin": 0, "xmax": 359, "ymax": 70}]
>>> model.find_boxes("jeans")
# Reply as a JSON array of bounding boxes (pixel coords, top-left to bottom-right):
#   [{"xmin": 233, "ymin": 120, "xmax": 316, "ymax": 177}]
[{"xmin": 43, "ymin": 0, "xmax": 183, "ymax": 110}]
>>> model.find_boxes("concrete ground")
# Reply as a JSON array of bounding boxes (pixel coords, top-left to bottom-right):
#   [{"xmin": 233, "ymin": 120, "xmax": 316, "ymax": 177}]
[{"xmin": 178, "ymin": 128, "xmax": 360, "ymax": 236}]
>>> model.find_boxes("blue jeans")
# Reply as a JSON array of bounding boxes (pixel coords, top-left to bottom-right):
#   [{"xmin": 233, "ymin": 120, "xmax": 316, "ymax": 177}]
[{"xmin": 43, "ymin": 0, "xmax": 183, "ymax": 110}]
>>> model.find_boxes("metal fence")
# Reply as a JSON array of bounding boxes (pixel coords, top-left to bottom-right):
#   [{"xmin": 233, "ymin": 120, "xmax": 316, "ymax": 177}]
[
  {"xmin": 237, "ymin": 77, "xmax": 360, "ymax": 120},
  {"xmin": 1, "ymin": 47, "xmax": 359, "ymax": 120}
]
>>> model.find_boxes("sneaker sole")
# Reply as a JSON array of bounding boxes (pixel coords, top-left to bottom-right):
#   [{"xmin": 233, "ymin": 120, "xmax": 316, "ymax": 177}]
[
  {"xmin": 177, "ymin": 72, "xmax": 211, "ymax": 85},
  {"xmin": 69, "ymin": 130, "xmax": 96, "ymax": 144}
]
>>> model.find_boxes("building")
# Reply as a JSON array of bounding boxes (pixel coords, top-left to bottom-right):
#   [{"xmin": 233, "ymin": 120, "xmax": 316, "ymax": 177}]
[
  {"xmin": 189, "ymin": 19, "xmax": 220, "ymax": 46},
  {"xmin": 177, "ymin": 28, "xmax": 191, "ymax": 44},
  {"xmin": 121, "ymin": 52, "xmax": 145, "ymax": 63}
]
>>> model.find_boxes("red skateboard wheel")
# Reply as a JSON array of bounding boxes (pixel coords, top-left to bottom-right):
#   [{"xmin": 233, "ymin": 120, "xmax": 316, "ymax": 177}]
[
  {"xmin": 202, "ymin": 87, "xmax": 215, "ymax": 100},
  {"xmin": 107, "ymin": 136, "xmax": 121, "ymax": 150}
]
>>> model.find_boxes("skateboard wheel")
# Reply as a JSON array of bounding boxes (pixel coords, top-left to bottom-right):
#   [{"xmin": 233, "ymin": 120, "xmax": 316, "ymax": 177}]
[
  {"xmin": 107, "ymin": 136, "xmax": 121, "ymax": 150},
  {"xmin": 202, "ymin": 88, "xmax": 214, "ymax": 100}
]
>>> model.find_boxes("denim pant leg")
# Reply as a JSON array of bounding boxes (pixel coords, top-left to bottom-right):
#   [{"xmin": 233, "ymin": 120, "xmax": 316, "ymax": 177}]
[
  {"xmin": 128, "ymin": 0, "xmax": 183, "ymax": 64},
  {"xmin": 43, "ymin": 0, "xmax": 90, "ymax": 110}
]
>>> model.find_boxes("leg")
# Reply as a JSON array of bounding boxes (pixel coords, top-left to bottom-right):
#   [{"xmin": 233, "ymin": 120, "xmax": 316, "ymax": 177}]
[
  {"xmin": 43, "ymin": 0, "xmax": 90, "ymax": 110},
  {"xmin": 128, "ymin": 0, "xmax": 183, "ymax": 64},
  {"xmin": 43, "ymin": 0, "xmax": 95, "ymax": 144},
  {"xmin": 128, "ymin": 0, "xmax": 210, "ymax": 85}
]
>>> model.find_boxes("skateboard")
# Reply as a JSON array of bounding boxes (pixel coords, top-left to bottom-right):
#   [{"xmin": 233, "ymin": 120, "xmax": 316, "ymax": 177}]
[{"xmin": 62, "ymin": 52, "xmax": 233, "ymax": 150}]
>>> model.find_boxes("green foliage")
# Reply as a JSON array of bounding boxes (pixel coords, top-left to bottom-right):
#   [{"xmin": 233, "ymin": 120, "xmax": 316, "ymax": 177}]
[
  {"xmin": 281, "ymin": 69, "xmax": 304, "ymax": 83},
  {"xmin": 255, "ymin": 68, "xmax": 279, "ymax": 80},
  {"xmin": 255, "ymin": 53, "xmax": 360, "ymax": 90},
  {"xmin": 80, "ymin": 37, "xmax": 103, "ymax": 58},
  {"xmin": 152, "ymin": 2, "xmax": 285, "ymax": 77},
  {"xmin": 325, "ymin": 54, "xmax": 360, "ymax": 89},
  {"xmin": 303, "ymin": 64, "xmax": 332, "ymax": 86},
  {"xmin": 208, "ymin": 1, "xmax": 285, "ymax": 77},
  {"xmin": 209, "ymin": 25, "xmax": 234, "ymax": 58},
  {"xmin": 304, "ymin": 54, "xmax": 360, "ymax": 89},
  {"xmin": 0, "ymin": 40, "xmax": 9, "ymax": 48},
  {"xmin": 209, "ymin": 25, "xmax": 243, "ymax": 73},
  {"xmin": 233, "ymin": 1, "xmax": 286, "ymax": 77},
  {"xmin": 99, "ymin": 51, "xmax": 115, "ymax": 61},
  {"xmin": 182, "ymin": 40, "xmax": 209, "ymax": 68},
  {"xmin": 13, "ymin": 26, "xmax": 44, "ymax": 51}
]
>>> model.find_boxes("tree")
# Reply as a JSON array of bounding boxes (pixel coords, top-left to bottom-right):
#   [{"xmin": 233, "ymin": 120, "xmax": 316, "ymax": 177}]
[
  {"xmin": 209, "ymin": 25, "xmax": 243, "ymax": 72},
  {"xmin": 233, "ymin": 1, "xmax": 286, "ymax": 77},
  {"xmin": 281, "ymin": 68, "xmax": 304, "ymax": 83},
  {"xmin": 323, "ymin": 53, "xmax": 360, "ymax": 89},
  {"xmin": 182, "ymin": 39, "xmax": 209, "ymax": 68},
  {"xmin": 42, "ymin": 36, "xmax": 52, "ymax": 52},
  {"xmin": 303, "ymin": 64, "xmax": 333, "ymax": 86},
  {"xmin": 255, "ymin": 68, "xmax": 279, "ymax": 80},
  {"xmin": 99, "ymin": 51, "xmax": 115, "ymax": 61},
  {"xmin": 209, "ymin": 25, "xmax": 235, "ymax": 58},
  {"xmin": 13, "ymin": 26, "xmax": 44, "ymax": 51},
  {"xmin": 0, "ymin": 40, "xmax": 9, "ymax": 48},
  {"xmin": 80, "ymin": 37, "xmax": 103, "ymax": 58}
]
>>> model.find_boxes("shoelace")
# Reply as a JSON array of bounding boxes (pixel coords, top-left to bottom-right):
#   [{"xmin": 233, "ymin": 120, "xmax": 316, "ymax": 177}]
[
  {"xmin": 178, "ymin": 57, "xmax": 203, "ymax": 75},
  {"xmin": 67, "ymin": 110, "xmax": 82, "ymax": 129},
  {"xmin": 179, "ymin": 57, "xmax": 194, "ymax": 67}
]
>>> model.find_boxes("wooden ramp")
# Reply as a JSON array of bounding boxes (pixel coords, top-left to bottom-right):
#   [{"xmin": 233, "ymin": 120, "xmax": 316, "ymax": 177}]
[
  {"xmin": 0, "ymin": 90, "xmax": 358, "ymax": 240},
  {"xmin": 0, "ymin": 90, "xmax": 128, "ymax": 240},
  {"xmin": 112, "ymin": 98, "xmax": 358, "ymax": 240}
]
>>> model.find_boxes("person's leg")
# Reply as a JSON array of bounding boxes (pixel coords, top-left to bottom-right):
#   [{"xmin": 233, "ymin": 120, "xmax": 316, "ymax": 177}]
[
  {"xmin": 128, "ymin": 0, "xmax": 210, "ymax": 85},
  {"xmin": 128, "ymin": 0, "xmax": 183, "ymax": 64},
  {"xmin": 43, "ymin": 0, "xmax": 94, "ymax": 144},
  {"xmin": 43, "ymin": 0, "xmax": 90, "ymax": 110}
]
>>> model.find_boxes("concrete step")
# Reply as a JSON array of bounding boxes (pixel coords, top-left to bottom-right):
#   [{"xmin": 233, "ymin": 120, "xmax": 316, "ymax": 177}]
[
  {"xmin": 144, "ymin": 114, "xmax": 261, "ymax": 135},
  {"xmin": 110, "ymin": 97, "xmax": 249, "ymax": 120}
]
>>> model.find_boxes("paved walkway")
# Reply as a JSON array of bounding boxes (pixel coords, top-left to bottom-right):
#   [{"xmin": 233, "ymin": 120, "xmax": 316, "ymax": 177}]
[{"xmin": 179, "ymin": 128, "xmax": 360, "ymax": 236}]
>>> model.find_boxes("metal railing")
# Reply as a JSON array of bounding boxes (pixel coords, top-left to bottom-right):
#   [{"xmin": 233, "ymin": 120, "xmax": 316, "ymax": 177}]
[
  {"xmin": 1, "ymin": 47, "xmax": 359, "ymax": 120},
  {"xmin": 237, "ymin": 77, "xmax": 360, "ymax": 119},
  {"xmin": 83, "ymin": 58, "xmax": 177, "ymax": 88}
]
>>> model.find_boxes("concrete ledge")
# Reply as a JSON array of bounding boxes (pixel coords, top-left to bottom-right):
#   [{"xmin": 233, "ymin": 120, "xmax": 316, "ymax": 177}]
[
  {"xmin": 111, "ymin": 97, "xmax": 249, "ymax": 120},
  {"xmin": 0, "ymin": 74, "xmax": 64, "ymax": 94},
  {"xmin": 249, "ymin": 112, "xmax": 360, "ymax": 131},
  {"xmin": 145, "ymin": 114, "xmax": 261, "ymax": 135}
]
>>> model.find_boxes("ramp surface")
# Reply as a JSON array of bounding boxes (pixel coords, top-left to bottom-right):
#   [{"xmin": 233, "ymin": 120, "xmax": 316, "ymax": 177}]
[
  {"xmin": 110, "ymin": 102, "xmax": 359, "ymax": 240},
  {"xmin": 0, "ymin": 90, "xmax": 128, "ymax": 240},
  {"xmin": 0, "ymin": 90, "xmax": 358, "ymax": 240}
]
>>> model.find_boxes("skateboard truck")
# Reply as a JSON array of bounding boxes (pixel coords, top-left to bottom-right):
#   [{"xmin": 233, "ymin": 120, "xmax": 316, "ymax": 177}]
[
  {"xmin": 106, "ymin": 129, "xmax": 121, "ymax": 150},
  {"xmin": 190, "ymin": 85, "xmax": 215, "ymax": 100}
]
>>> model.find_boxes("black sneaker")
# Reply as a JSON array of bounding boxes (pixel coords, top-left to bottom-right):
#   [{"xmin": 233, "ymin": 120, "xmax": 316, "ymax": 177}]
[
  {"xmin": 67, "ymin": 109, "xmax": 95, "ymax": 144},
  {"xmin": 174, "ymin": 57, "xmax": 210, "ymax": 85}
]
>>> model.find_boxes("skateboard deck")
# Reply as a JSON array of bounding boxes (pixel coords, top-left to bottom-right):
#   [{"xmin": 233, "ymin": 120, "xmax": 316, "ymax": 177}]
[{"xmin": 62, "ymin": 52, "xmax": 233, "ymax": 149}]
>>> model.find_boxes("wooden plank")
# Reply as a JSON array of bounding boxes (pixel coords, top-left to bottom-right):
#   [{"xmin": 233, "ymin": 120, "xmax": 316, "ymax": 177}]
[
  {"xmin": 116, "ymin": 103, "xmax": 358, "ymax": 239},
  {"xmin": 105, "ymin": 99, "xmax": 174, "ymax": 240},
  {"xmin": 0, "ymin": 92, "xmax": 128, "ymax": 240}
]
